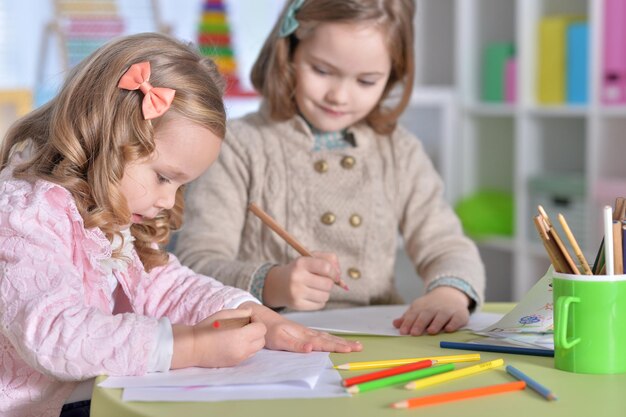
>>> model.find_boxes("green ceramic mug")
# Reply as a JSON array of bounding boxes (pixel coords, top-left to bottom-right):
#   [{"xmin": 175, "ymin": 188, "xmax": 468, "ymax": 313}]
[{"xmin": 553, "ymin": 270, "xmax": 626, "ymax": 374}]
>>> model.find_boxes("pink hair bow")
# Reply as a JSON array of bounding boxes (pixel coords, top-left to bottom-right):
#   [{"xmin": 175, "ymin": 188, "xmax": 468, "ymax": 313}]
[{"xmin": 118, "ymin": 61, "xmax": 176, "ymax": 120}]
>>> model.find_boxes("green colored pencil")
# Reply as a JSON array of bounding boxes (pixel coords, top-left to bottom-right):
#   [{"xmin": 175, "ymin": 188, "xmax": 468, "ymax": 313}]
[{"xmin": 346, "ymin": 363, "xmax": 454, "ymax": 394}]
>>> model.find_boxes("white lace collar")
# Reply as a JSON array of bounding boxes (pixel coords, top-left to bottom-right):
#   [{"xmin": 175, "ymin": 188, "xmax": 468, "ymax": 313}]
[{"xmin": 99, "ymin": 228, "xmax": 135, "ymax": 277}]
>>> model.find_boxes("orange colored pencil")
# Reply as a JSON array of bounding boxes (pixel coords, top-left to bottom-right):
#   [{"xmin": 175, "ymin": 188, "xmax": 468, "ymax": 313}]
[{"xmin": 390, "ymin": 380, "xmax": 526, "ymax": 409}]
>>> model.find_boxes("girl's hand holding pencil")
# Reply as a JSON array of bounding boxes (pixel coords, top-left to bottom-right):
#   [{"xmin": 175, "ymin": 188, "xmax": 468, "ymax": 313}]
[
  {"xmin": 263, "ymin": 252, "xmax": 342, "ymax": 311},
  {"xmin": 248, "ymin": 203, "xmax": 348, "ymax": 311},
  {"xmin": 171, "ymin": 308, "xmax": 266, "ymax": 370}
]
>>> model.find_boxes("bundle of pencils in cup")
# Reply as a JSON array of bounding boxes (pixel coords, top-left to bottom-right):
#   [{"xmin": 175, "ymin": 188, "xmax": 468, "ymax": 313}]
[{"xmin": 533, "ymin": 197, "xmax": 626, "ymax": 275}]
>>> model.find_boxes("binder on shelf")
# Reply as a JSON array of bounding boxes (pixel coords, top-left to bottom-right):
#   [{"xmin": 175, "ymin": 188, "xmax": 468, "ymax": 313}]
[
  {"xmin": 505, "ymin": 57, "xmax": 517, "ymax": 103},
  {"xmin": 537, "ymin": 16, "xmax": 572, "ymax": 104},
  {"xmin": 602, "ymin": 0, "xmax": 626, "ymax": 104},
  {"xmin": 482, "ymin": 42, "xmax": 514, "ymax": 102},
  {"xmin": 566, "ymin": 22, "xmax": 589, "ymax": 104}
]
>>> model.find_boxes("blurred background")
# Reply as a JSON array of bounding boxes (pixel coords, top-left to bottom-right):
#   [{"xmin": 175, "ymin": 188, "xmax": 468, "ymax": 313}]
[{"xmin": 1, "ymin": 0, "xmax": 624, "ymax": 304}]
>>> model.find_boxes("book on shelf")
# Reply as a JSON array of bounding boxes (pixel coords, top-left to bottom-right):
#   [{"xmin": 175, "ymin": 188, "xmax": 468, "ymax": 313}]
[
  {"xmin": 537, "ymin": 15, "xmax": 585, "ymax": 104},
  {"xmin": 602, "ymin": 0, "xmax": 626, "ymax": 104},
  {"xmin": 566, "ymin": 22, "xmax": 589, "ymax": 104}
]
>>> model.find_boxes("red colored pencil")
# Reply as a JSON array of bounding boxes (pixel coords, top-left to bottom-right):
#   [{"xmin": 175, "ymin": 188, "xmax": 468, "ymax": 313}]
[
  {"xmin": 342, "ymin": 359, "xmax": 435, "ymax": 387},
  {"xmin": 390, "ymin": 380, "xmax": 526, "ymax": 409}
]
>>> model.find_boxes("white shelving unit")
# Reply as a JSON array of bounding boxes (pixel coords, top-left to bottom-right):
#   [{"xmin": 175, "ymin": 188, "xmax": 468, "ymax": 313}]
[{"xmin": 412, "ymin": 0, "xmax": 626, "ymax": 301}]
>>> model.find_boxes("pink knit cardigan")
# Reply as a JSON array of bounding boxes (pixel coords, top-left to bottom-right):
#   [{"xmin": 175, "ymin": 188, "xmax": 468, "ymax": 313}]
[{"xmin": 0, "ymin": 168, "xmax": 254, "ymax": 417}]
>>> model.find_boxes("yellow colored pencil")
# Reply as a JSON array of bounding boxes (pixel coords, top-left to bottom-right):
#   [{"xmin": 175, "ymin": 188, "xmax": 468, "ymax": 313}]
[
  {"xmin": 404, "ymin": 358, "xmax": 504, "ymax": 390},
  {"xmin": 334, "ymin": 354, "xmax": 480, "ymax": 371}
]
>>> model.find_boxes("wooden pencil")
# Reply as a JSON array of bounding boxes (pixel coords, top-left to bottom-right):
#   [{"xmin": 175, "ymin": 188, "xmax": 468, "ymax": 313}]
[
  {"xmin": 533, "ymin": 215, "xmax": 567, "ymax": 273},
  {"xmin": 614, "ymin": 197, "xmax": 625, "ymax": 221},
  {"xmin": 604, "ymin": 205, "xmax": 615, "ymax": 275},
  {"xmin": 537, "ymin": 206, "xmax": 578, "ymax": 274},
  {"xmin": 613, "ymin": 220, "xmax": 623, "ymax": 274},
  {"xmin": 557, "ymin": 213, "xmax": 592, "ymax": 275},
  {"xmin": 248, "ymin": 202, "xmax": 349, "ymax": 290},
  {"xmin": 210, "ymin": 316, "xmax": 252, "ymax": 330}
]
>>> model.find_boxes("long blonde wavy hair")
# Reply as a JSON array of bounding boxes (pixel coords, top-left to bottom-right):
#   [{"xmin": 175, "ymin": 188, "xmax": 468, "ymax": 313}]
[
  {"xmin": 0, "ymin": 33, "xmax": 226, "ymax": 271},
  {"xmin": 251, "ymin": 0, "xmax": 415, "ymax": 135}
]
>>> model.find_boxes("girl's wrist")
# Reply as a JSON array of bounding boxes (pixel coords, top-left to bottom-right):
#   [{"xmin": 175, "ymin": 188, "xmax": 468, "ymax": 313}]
[
  {"xmin": 239, "ymin": 301, "xmax": 282, "ymax": 326},
  {"xmin": 171, "ymin": 324, "xmax": 195, "ymax": 369},
  {"xmin": 262, "ymin": 266, "xmax": 288, "ymax": 308}
]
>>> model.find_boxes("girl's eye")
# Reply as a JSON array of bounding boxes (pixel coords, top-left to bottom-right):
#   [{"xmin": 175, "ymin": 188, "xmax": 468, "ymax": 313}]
[
  {"xmin": 156, "ymin": 173, "xmax": 171, "ymax": 184},
  {"xmin": 312, "ymin": 65, "xmax": 330, "ymax": 75},
  {"xmin": 358, "ymin": 79, "xmax": 377, "ymax": 87}
]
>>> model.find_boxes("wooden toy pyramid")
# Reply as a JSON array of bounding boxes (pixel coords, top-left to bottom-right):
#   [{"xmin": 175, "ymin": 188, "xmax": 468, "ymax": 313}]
[{"xmin": 197, "ymin": 0, "xmax": 256, "ymax": 97}]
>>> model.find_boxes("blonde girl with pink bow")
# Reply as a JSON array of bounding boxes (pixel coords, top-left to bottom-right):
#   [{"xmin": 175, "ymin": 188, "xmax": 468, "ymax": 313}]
[{"xmin": 0, "ymin": 32, "xmax": 361, "ymax": 417}]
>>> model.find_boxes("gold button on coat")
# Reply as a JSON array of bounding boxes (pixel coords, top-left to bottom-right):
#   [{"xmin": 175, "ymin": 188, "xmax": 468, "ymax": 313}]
[
  {"xmin": 347, "ymin": 268, "xmax": 361, "ymax": 280},
  {"xmin": 349, "ymin": 214, "xmax": 362, "ymax": 227},
  {"xmin": 341, "ymin": 155, "xmax": 356, "ymax": 169},
  {"xmin": 314, "ymin": 160, "xmax": 329, "ymax": 173},
  {"xmin": 321, "ymin": 212, "xmax": 336, "ymax": 225}
]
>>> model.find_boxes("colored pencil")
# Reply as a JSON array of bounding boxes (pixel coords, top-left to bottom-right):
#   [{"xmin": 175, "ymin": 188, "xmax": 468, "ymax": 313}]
[
  {"xmin": 334, "ymin": 353, "xmax": 481, "ymax": 371},
  {"xmin": 558, "ymin": 213, "xmax": 592, "ymax": 275},
  {"xmin": 613, "ymin": 220, "xmax": 623, "ymax": 274},
  {"xmin": 506, "ymin": 365, "xmax": 558, "ymax": 401},
  {"xmin": 614, "ymin": 197, "xmax": 625, "ymax": 221},
  {"xmin": 210, "ymin": 316, "xmax": 251, "ymax": 330},
  {"xmin": 440, "ymin": 341, "xmax": 554, "ymax": 357},
  {"xmin": 622, "ymin": 223, "xmax": 626, "ymax": 273},
  {"xmin": 347, "ymin": 364, "xmax": 454, "ymax": 394},
  {"xmin": 248, "ymin": 202, "xmax": 349, "ymax": 290},
  {"xmin": 405, "ymin": 358, "xmax": 504, "ymax": 390},
  {"xmin": 342, "ymin": 359, "xmax": 435, "ymax": 387},
  {"xmin": 533, "ymin": 215, "xmax": 567, "ymax": 273},
  {"xmin": 538, "ymin": 206, "xmax": 578, "ymax": 274},
  {"xmin": 592, "ymin": 238, "xmax": 605, "ymax": 275},
  {"xmin": 604, "ymin": 205, "xmax": 615, "ymax": 275},
  {"xmin": 390, "ymin": 380, "xmax": 526, "ymax": 409}
]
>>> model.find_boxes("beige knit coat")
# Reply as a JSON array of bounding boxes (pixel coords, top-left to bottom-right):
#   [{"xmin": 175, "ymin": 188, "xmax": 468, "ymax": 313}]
[{"xmin": 175, "ymin": 107, "xmax": 485, "ymax": 309}]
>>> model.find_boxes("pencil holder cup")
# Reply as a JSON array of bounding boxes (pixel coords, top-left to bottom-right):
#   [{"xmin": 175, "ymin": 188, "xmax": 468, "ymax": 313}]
[{"xmin": 552, "ymin": 270, "xmax": 626, "ymax": 374}]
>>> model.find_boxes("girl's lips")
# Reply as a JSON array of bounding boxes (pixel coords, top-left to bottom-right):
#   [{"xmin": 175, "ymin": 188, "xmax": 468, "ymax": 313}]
[
  {"xmin": 131, "ymin": 214, "xmax": 144, "ymax": 223},
  {"xmin": 319, "ymin": 104, "xmax": 346, "ymax": 117}
]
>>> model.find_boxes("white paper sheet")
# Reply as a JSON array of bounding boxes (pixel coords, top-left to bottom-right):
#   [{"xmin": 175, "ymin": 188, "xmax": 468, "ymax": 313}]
[
  {"xmin": 121, "ymin": 359, "xmax": 349, "ymax": 402},
  {"xmin": 99, "ymin": 349, "xmax": 328, "ymax": 389},
  {"xmin": 282, "ymin": 305, "xmax": 502, "ymax": 336}
]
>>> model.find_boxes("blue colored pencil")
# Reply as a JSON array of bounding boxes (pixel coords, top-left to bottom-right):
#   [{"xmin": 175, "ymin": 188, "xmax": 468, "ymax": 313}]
[
  {"xmin": 440, "ymin": 341, "xmax": 554, "ymax": 357},
  {"xmin": 506, "ymin": 365, "xmax": 558, "ymax": 401}
]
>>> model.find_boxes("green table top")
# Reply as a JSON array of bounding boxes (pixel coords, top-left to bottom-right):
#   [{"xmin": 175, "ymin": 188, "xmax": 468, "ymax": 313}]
[{"xmin": 91, "ymin": 303, "xmax": 626, "ymax": 416}]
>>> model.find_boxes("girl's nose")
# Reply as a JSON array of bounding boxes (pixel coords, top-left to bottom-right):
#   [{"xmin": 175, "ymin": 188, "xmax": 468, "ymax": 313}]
[
  {"xmin": 155, "ymin": 188, "xmax": 176, "ymax": 210},
  {"xmin": 325, "ymin": 81, "xmax": 349, "ymax": 105}
]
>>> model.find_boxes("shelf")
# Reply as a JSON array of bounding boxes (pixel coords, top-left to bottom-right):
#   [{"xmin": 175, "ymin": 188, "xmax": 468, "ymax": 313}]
[
  {"xmin": 598, "ymin": 107, "xmax": 626, "ymax": 118},
  {"xmin": 450, "ymin": 0, "xmax": 614, "ymax": 300},
  {"xmin": 526, "ymin": 105, "xmax": 589, "ymax": 117},
  {"xmin": 465, "ymin": 103, "xmax": 516, "ymax": 116}
]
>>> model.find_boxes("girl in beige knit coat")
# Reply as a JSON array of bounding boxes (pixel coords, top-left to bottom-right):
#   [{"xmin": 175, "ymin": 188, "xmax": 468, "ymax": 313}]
[{"xmin": 176, "ymin": 0, "xmax": 485, "ymax": 336}]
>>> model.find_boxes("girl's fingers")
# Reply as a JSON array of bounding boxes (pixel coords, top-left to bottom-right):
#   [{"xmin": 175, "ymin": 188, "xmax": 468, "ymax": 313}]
[
  {"xmin": 425, "ymin": 311, "xmax": 454, "ymax": 335},
  {"xmin": 444, "ymin": 311, "xmax": 469, "ymax": 332}
]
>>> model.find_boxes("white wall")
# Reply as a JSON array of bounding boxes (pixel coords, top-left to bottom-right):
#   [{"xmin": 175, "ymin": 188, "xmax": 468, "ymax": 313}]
[{"xmin": 0, "ymin": 0, "xmax": 283, "ymax": 92}]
